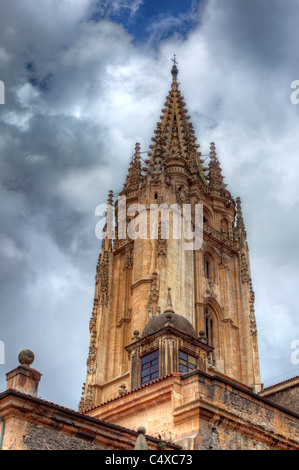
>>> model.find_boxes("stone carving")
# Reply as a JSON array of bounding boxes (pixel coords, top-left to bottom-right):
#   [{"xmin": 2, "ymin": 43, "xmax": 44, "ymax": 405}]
[
  {"xmin": 118, "ymin": 383, "xmax": 128, "ymax": 396},
  {"xmin": 89, "ymin": 312, "xmax": 96, "ymax": 332},
  {"xmin": 207, "ymin": 352, "xmax": 213, "ymax": 368},
  {"xmin": 249, "ymin": 305, "xmax": 257, "ymax": 336},
  {"xmin": 79, "ymin": 383, "xmax": 94, "ymax": 413},
  {"xmin": 248, "ymin": 280, "xmax": 257, "ymax": 335},
  {"xmin": 249, "ymin": 280, "xmax": 255, "ymax": 304},
  {"xmin": 157, "ymin": 221, "xmax": 167, "ymax": 257},
  {"xmin": 147, "ymin": 273, "xmax": 160, "ymax": 318},
  {"xmin": 83, "ymin": 384, "xmax": 94, "ymax": 410},
  {"xmin": 124, "ymin": 244, "xmax": 134, "ymax": 270},
  {"xmin": 205, "ymin": 279, "xmax": 217, "ymax": 299},
  {"xmin": 97, "ymin": 251, "xmax": 109, "ymax": 306},
  {"xmin": 87, "ymin": 362, "xmax": 97, "ymax": 374},
  {"xmin": 175, "ymin": 184, "xmax": 190, "ymax": 206},
  {"xmin": 148, "ymin": 272, "xmax": 159, "ymax": 304},
  {"xmin": 152, "ymin": 156, "xmax": 163, "ymax": 173},
  {"xmin": 240, "ymin": 253, "xmax": 250, "ymax": 284},
  {"xmin": 219, "ymin": 246, "xmax": 229, "ymax": 269},
  {"xmin": 87, "ymin": 329, "xmax": 97, "ymax": 363},
  {"xmin": 203, "ymin": 222, "xmax": 238, "ymax": 250}
]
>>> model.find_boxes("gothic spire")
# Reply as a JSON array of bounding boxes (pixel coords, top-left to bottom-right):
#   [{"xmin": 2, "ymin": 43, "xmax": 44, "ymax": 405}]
[
  {"xmin": 145, "ymin": 58, "xmax": 207, "ymax": 187},
  {"xmin": 208, "ymin": 142, "xmax": 226, "ymax": 193},
  {"xmin": 164, "ymin": 287, "xmax": 174, "ymax": 314},
  {"xmin": 123, "ymin": 142, "xmax": 142, "ymax": 193},
  {"xmin": 236, "ymin": 197, "xmax": 246, "ymax": 233},
  {"xmin": 101, "ymin": 190, "xmax": 114, "ymax": 253}
]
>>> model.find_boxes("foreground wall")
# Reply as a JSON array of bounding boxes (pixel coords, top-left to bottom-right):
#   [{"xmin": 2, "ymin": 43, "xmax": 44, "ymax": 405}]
[
  {"xmin": 87, "ymin": 371, "xmax": 299, "ymax": 450},
  {"xmin": 0, "ymin": 389, "xmax": 178, "ymax": 451},
  {"xmin": 259, "ymin": 377, "xmax": 299, "ymax": 415}
]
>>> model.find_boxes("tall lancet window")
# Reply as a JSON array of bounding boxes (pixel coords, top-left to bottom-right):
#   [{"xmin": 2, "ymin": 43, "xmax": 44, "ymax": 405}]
[
  {"xmin": 204, "ymin": 307, "xmax": 214, "ymax": 347},
  {"xmin": 204, "ymin": 254, "xmax": 213, "ymax": 280}
]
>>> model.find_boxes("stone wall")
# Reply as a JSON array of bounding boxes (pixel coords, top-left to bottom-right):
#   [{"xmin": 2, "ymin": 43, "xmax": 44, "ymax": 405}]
[
  {"xmin": 89, "ymin": 371, "xmax": 299, "ymax": 450},
  {"xmin": 262, "ymin": 385, "xmax": 299, "ymax": 414},
  {"xmin": 25, "ymin": 423, "xmax": 106, "ymax": 450},
  {"xmin": 0, "ymin": 389, "xmax": 179, "ymax": 451}
]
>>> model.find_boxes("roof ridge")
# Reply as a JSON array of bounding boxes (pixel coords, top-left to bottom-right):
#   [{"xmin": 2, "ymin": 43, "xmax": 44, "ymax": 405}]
[{"xmin": 261, "ymin": 375, "xmax": 299, "ymax": 392}]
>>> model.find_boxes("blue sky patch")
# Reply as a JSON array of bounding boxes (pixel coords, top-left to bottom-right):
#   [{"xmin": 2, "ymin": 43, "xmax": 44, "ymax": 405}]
[{"xmin": 89, "ymin": 0, "xmax": 201, "ymax": 43}]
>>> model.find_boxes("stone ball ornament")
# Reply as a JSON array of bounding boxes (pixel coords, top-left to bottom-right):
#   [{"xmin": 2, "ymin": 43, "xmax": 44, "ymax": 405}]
[
  {"xmin": 137, "ymin": 426, "xmax": 146, "ymax": 435},
  {"xmin": 18, "ymin": 349, "xmax": 35, "ymax": 367}
]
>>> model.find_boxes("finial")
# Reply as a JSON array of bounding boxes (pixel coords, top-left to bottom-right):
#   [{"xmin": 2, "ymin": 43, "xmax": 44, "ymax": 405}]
[
  {"xmin": 208, "ymin": 142, "xmax": 226, "ymax": 192},
  {"xmin": 134, "ymin": 142, "xmax": 141, "ymax": 162},
  {"xmin": 132, "ymin": 330, "xmax": 140, "ymax": 342},
  {"xmin": 210, "ymin": 142, "xmax": 216, "ymax": 160},
  {"xmin": 198, "ymin": 331, "xmax": 207, "ymax": 344},
  {"xmin": 18, "ymin": 349, "xmax": 34, "ymax": 367},
  {"xmin": 236, "ymin": 197, "xmax": 245, "ymax": 232},
  {"xmin": 236, "ymin": 197, "xmax": 243, "ymax": 218},
  {"xmin": 164, "ymin": 287, "xmax": 174, "ymax": 314},
  {"xmin": 171, "ymin": 55, "xmax": 178, "ymax": 80},
  {"xmin": 134, "ymin": 426, "xmax": 148, "ymax": 450},
  {"xmin": 107, "ymin": 190, "xmax": 113, "ymax": 206}
]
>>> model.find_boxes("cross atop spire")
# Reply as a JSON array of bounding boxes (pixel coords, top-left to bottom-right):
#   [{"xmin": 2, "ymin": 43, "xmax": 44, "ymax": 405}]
[
  {"xmin": 171, "ymin": 54, "xmax": 178, "ymax": 66},
  {"xmin": 171, "ymin": 55, "xmax": 178, "ymax": 80}
]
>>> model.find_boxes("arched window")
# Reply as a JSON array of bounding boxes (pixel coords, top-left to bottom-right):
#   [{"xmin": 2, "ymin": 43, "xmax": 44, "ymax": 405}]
[
  {"xmin": 205, "ymin": 258, "xmax": 210, "ymax": 279},
  {"xmin": 203, "ymin": 206, "xmax": 212, "ymax": 226},
  {"xmin": 204, "ymin": 254, "xmax": 213, "ymax": 280},
  {"xmin": 204, "ymin": 307, "xmax": 214, "ymax": 347}
]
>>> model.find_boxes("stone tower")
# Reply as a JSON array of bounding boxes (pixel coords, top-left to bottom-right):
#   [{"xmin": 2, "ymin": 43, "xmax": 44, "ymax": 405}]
[{"xmin": 79, "ymin": 60, "xmax": 261, "ymax": 412}]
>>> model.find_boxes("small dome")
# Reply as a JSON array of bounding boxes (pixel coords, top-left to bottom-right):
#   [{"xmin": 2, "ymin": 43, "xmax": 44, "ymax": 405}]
[{"xmin": 141, "ymin": 312, "xmax": 196, "ymax": 339}]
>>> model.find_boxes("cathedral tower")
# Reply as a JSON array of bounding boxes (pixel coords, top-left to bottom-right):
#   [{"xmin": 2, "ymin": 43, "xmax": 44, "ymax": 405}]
[{"xmin": 79, "ymin": 60, "xmax": 261, "ymax": 412}]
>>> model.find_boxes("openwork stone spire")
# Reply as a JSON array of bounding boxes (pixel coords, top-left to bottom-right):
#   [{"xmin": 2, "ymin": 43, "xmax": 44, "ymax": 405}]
[{"xmin": 145, "ymin": 58, "xmax": 207, "ymax": 187}]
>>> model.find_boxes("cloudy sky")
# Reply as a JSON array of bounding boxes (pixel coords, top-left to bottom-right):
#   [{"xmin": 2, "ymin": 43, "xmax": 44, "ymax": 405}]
[{"xmin": 0, "ymin": 0, "xmax": 299, "ymax": 410}]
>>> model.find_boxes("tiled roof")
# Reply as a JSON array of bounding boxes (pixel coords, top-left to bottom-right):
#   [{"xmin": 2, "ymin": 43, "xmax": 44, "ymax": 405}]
[{"xmin": 261, "ymin": 375, "xmax": 299, "ymax": 392}]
